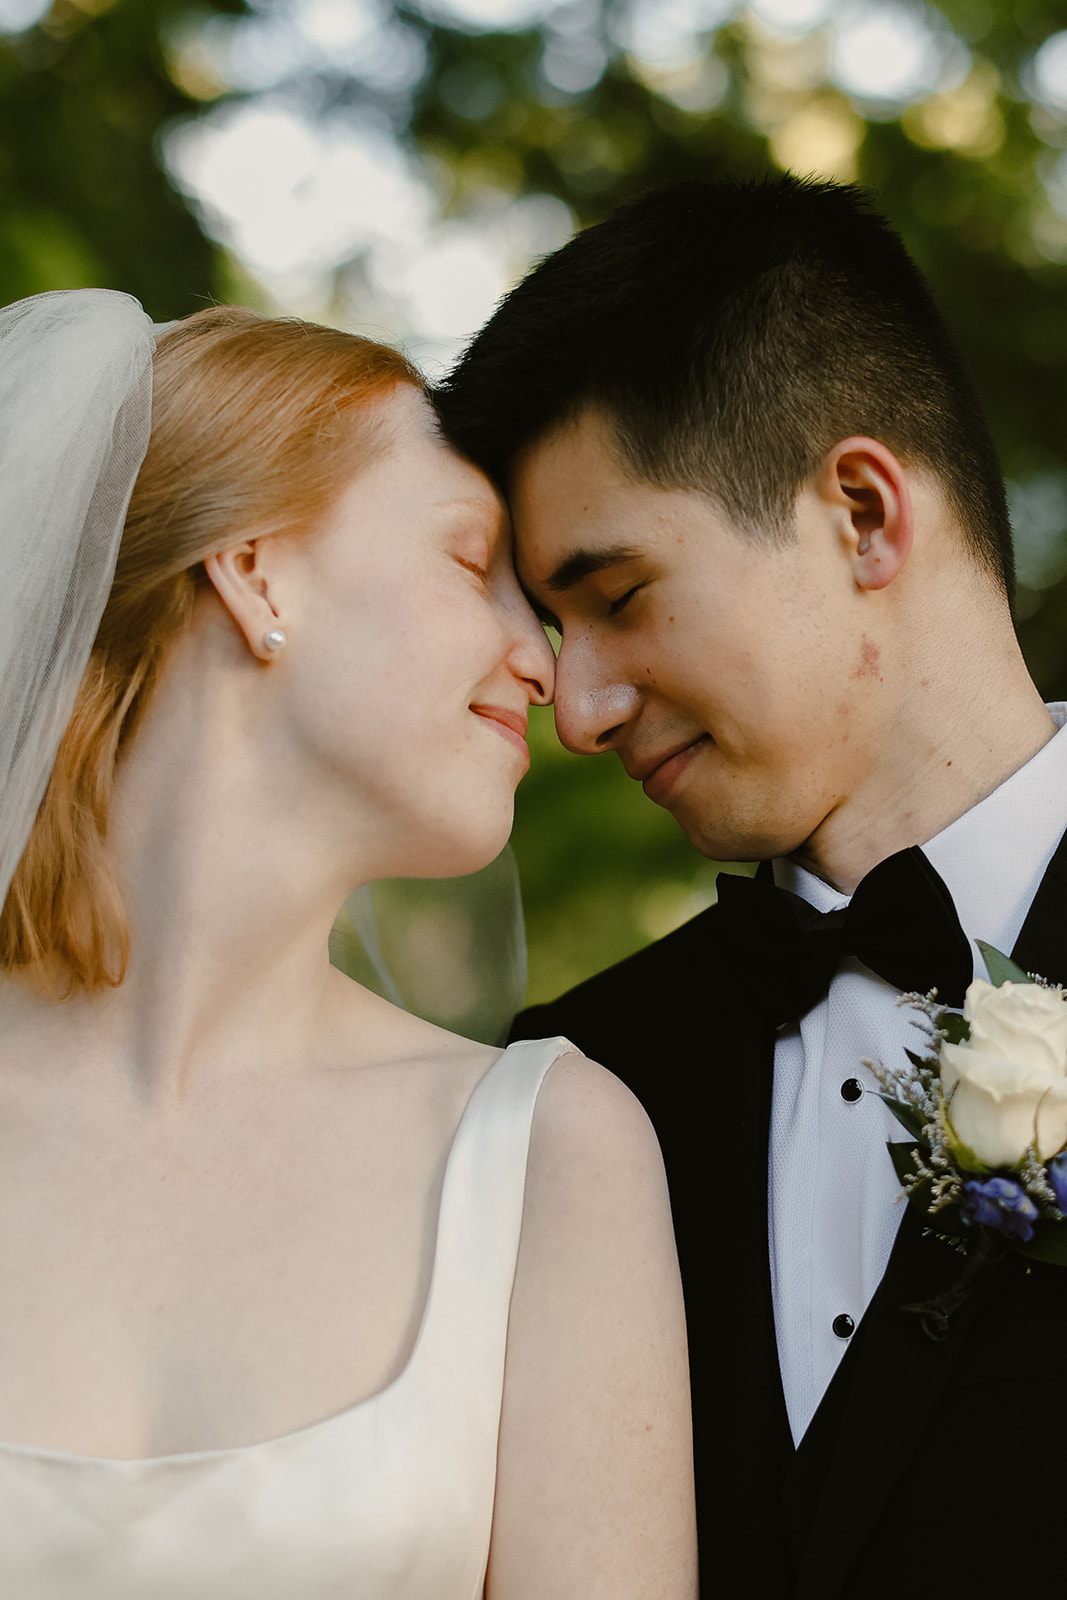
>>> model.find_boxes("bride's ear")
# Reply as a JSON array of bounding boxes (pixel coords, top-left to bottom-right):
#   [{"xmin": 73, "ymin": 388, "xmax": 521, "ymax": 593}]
[{"xmin": 203, "ymin": 541, "xmax": 286, "ymax": 661}]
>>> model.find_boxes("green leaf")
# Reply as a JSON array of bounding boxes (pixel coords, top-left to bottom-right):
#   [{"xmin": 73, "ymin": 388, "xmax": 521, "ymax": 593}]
[
  {"xmin": 905, "ymin": 1048, "xmax": 936, "ymax": 1072},
  {"xmin": 887, "ymin": 1142, "xmax": 970, "ymax": 1237},
  {"xmin": 886, "ymin": 1142, "xmax": 959, "ymax": 1234},
  {"xmin": 888, "ymin": 1141, "xmax": 927, "ymax": 1188},
  {"xmin": 932, "ymin": 1207, "xmax": 969, "ymax": 1240},
  {"xmin": 1016, "ymin": 1220, "xmax": 1067, "ymax": 1268},
  {"xmin": 976, "ymin": 942, "xmax": 1034, "ymax": 987},
  {"xmin": 938, "ymin": 1012, "xmax": 971, "ymax": 1045},
  {"xmin": 881, "ymin": 1096, "xmax": 925, "ymax": 1140}
]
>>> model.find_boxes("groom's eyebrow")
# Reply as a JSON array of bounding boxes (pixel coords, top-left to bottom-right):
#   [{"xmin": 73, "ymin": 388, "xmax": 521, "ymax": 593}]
[{"xmin": 545, "ymin": 544, "xmax": 642, "ymax": 592}]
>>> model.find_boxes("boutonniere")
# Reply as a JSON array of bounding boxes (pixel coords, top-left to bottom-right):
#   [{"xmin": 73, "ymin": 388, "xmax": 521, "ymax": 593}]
[{"xmin": 864, "ymin": 942, "xmax": 1067, "ymax": 1340}]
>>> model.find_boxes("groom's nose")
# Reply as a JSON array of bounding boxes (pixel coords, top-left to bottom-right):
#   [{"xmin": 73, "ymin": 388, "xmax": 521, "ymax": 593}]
[{"xmin": 553, "ymin": 640, "xmax": 641, "ymax": 755}]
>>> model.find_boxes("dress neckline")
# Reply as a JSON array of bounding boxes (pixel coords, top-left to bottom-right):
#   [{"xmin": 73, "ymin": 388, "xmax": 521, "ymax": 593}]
[{"xmin": 0, "ymin": 1040, "xmax": 547, "ymax": 1471}]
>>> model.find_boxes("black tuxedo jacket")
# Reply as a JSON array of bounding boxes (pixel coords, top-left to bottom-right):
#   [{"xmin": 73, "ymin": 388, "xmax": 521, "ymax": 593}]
[{"xmin": 510, "ymin": 832, "xmax": 1067, "ymax": 1596}]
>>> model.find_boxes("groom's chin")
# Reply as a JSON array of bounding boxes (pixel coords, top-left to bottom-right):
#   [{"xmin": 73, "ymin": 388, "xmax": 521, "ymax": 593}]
[{"xmin": 668, "ymin": 797, "xmax": 802, "ymax": 869}]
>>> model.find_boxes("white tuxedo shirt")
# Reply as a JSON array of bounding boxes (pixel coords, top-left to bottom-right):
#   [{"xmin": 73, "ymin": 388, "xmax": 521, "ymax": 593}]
[{"xmin": 769, "ymin": 702, "xmax": 1067, "ymax": 1443}]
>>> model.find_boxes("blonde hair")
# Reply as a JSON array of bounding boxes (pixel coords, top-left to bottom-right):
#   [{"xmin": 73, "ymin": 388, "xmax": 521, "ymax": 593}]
[{"xmin": 0, "ymin": 306, "xmax": 423, "ymax": 995}]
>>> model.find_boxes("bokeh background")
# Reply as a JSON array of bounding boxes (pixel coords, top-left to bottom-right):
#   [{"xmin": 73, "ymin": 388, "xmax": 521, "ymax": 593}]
[{"xmin": 5, "ymin": 0, "xmax": 1067, "ymax": 1006}]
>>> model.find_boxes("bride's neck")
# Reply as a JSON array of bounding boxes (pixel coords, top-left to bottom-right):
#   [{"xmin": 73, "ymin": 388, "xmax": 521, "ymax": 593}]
[{"xmin": 12, "ymin": 633, "xmax": 380, "ymax": 1101}]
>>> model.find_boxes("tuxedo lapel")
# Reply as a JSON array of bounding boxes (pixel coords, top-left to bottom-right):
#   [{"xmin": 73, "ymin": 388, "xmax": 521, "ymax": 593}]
[
  {"xmin": 785, "ymin": 821, "xmax": 1067, "ymax": 1596},
  {"xmin": 721, "ymin": 1003, "xmax": 794, "ymax": 1580},
  {"xmin": 1008, "ymin": 824, "xmax": 1067, "ymax": 985},
  {"xmin": 680, "ymin": 950, "xmax": 795, "ymax": 1593}
]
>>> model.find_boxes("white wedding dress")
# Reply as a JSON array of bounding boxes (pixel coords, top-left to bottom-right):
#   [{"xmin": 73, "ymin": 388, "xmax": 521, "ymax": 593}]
[{"xmin": 0, "ymin": 1036, "xmax": 575, "ymax": 1598}]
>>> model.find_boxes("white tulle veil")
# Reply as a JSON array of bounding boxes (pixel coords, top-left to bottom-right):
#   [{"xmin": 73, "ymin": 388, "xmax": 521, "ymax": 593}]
[
  {"xmin": 0, "ymin": 289, "xmax": 155, "ymax": 914},
  {"xmin": 0, "ymin": 289, "xmax": 526, "ymax": 1044},
  {"xmin": 330, "ymin": 848, "xmax": 527, "ymax": 1047}
]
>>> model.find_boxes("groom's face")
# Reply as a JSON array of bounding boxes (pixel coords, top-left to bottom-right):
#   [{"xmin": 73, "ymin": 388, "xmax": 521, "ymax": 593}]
[{"xmin": 510, "ymin": 409, "xmax": 886, "ymax": 863}]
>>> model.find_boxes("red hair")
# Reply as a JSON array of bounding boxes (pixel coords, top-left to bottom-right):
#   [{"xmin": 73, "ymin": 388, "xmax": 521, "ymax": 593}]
[{"xmin": 1, "ymin": 306, "xmax": 422, "ymax": 994}]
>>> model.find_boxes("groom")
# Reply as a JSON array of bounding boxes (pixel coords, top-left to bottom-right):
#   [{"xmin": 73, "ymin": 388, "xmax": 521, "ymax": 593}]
[{"xmin": 437, "ymin": 177, "xmax": 1067, "ymax": 1595}]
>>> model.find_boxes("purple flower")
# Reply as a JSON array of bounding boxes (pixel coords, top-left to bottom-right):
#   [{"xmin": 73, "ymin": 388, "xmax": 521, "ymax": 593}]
[
  {"xmin": 961, "ymin": 1177, "xmax": 1039, "ymax": 1242},
  {"xmin": 1049, "ymin": 1152, "xmax": 1067, "ymax": 1214}
]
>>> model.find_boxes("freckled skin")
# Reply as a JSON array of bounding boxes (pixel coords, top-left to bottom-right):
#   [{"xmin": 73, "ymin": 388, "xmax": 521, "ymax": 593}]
[{"xmin": 854, "ymin": 634, "xmax": 881, "ymax": 679}]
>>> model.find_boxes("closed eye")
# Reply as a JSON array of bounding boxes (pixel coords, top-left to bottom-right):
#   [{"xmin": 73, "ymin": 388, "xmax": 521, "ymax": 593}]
[
  {"xmin": 455, "ymin": 556, "xmax": 490, "ymax": 582},
  {"xmin": 528, "ymin": 597, "xmax": 561, "ymax": 632},
  {"xmin": 608, "ymin": 585, "xmax": 643, "ymax": 616}
]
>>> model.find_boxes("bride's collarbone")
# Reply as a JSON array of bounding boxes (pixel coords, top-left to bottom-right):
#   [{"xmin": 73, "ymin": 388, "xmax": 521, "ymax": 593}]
[{"xmin": 0, "ymin": 1038, "xmax": 495, "ymax": 1460}]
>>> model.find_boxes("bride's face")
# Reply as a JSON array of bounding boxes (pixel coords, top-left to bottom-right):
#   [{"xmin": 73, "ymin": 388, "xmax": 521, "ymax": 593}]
[{"xmin": 272, "ymin": 386, "xmax": 555, "ymax": 879}]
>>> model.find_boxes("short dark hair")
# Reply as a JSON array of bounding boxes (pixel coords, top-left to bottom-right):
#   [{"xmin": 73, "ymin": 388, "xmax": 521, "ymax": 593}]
[{"xmin": 436, "ymin": 175, "xmax": 1014, "ymax": 601}]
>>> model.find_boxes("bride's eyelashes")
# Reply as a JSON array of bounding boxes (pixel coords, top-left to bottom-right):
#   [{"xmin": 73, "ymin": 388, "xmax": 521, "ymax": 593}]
[{"xmin": 454, "ymin": 555, "xmax": 490, "ymax": 583}]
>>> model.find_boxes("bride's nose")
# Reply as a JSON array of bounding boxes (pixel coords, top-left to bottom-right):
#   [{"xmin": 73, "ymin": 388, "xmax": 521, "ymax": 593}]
[{"xmin": 506, "ymin": 604, "xmax": 555, "ymax": 706}]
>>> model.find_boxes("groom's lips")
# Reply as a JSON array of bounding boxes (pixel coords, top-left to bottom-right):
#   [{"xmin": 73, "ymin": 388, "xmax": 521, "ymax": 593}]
[{"xmin": 632, "ymin": 735, "xmax": 711, "ymax": 803}]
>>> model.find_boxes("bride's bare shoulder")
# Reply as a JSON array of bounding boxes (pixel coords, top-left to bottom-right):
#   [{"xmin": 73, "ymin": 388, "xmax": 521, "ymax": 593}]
[
  {"xmin": 490, "ymin": 1046, "xmax": 694, "ymax": 1597},
  {"xmin": 524, "ymin": 1046, "xmax": 669, "ymax": 1216},
  {"xmin": 511, "ymin": 1049, "xmax": 675, "ymax": 1273}
]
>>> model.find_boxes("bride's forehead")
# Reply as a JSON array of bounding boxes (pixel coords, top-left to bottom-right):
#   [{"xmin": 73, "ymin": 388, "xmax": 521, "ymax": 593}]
[
  {"xmin": 304, "ymin": 455, "xmax": 505, "ymax": 571},
  {"xmin": 364, "ymin": 425, "xmax": 506, "ymax": 529}
]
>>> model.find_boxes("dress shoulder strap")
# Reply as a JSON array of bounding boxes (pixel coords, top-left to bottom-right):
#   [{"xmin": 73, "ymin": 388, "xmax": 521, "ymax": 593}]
[{"xmin": 403, "ymin": 1036, "xmax": 578, "ymax": 1403}]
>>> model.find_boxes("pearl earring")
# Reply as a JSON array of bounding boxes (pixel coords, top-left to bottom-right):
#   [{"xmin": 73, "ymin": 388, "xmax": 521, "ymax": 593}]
[{"xmin": 263, "ymin": 628, "xmax": 287, "ymax": 652}]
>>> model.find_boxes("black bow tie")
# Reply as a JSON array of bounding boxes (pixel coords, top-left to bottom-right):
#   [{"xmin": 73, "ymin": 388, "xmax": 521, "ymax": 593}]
[{"xmin": 714, "ymin": 845, "xmax": 974, "ymax": 1026}]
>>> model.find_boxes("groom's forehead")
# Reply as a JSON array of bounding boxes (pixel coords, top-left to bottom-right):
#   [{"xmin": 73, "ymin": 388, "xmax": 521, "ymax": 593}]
[
  {"xmin": 509, "ymin": 419, "xmax": 642, "ymax": 584},
  {"xmin": 508, "ymin": 406, "xmax": 742, "ymax": 584},
  {"xmin": 510, "ymin": 409, "xmax": 640, "ymax": 535}
]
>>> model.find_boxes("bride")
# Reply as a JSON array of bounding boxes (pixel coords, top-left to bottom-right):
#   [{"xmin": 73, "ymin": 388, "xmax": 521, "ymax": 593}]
[{"xmin": 0, "ymin": 290, "xmax": 696, "ymax": 1597}]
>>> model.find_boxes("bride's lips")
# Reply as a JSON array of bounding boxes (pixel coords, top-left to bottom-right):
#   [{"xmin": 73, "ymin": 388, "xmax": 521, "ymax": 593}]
[
  {"xmin": 637, "ymin": 735, "xmax": 711, "ymax": 803},
  {"xmin": 470, "ymin": 704, "xmax": 530, "ymax": 764}
]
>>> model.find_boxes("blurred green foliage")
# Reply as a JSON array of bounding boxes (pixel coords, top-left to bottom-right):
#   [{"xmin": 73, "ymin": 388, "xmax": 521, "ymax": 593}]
[
  {"xmin": 4, "ymin": 0, "xmax": 1067, "ymax": 1004},
  {"xmin": 0, "ymin": 0, "xmax": 245, "ymax": 316}
]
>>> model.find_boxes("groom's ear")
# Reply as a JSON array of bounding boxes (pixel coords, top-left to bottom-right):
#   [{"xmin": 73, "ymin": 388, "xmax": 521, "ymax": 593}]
[
  {"xmin": 815, "ymin": 437, "xmax": 913, "ymax": 593},
  {"xmin": 203, "ymin": 539, "xmax": 286, "ymax": 661}
]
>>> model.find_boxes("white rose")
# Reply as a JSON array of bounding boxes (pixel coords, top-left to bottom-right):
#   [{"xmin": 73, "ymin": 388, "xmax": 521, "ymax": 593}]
[{"xmin": 940, "ymin": 979, "xmax": 1067, "ymax": 1168}]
